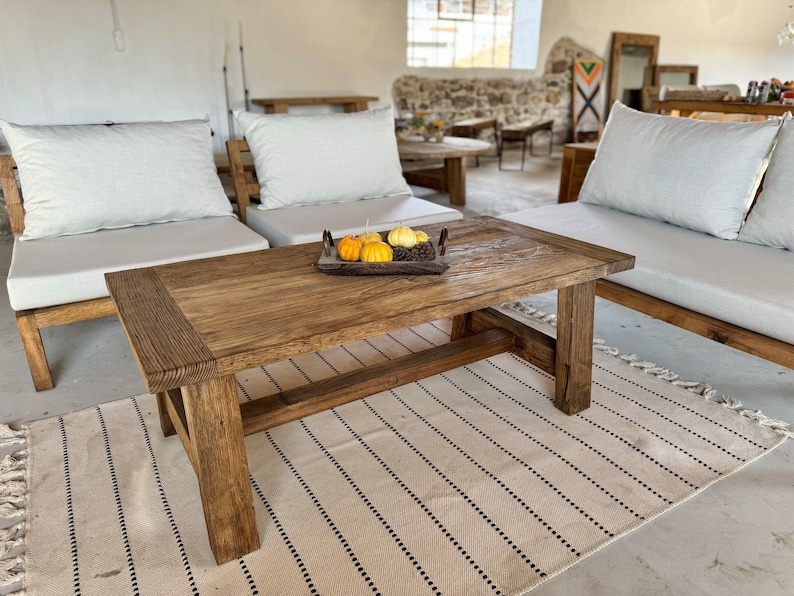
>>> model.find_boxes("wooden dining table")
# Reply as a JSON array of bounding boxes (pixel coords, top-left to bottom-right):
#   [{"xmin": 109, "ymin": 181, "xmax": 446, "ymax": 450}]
[{"xmin": 397, "ymin": 136, "xmax": 491, "ymax": 206}]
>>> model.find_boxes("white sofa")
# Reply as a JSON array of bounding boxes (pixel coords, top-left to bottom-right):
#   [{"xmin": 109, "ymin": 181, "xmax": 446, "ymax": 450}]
[
  {"xmin": 228, "ymin": 107, "xmax": 462, "ymax": 247},
  {"xmin": 1, "ymin": 119, "xmax": 270, "ymax": 390},
  {"xmin": 501, "ymin": 102, "xmax": 794, "ymax": 369}
]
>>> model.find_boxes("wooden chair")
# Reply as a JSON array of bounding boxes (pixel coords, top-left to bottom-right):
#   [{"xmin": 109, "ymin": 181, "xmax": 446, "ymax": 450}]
[{"xmin": 1, "ymin": 155, "xmax": 116, "ymax": 391}]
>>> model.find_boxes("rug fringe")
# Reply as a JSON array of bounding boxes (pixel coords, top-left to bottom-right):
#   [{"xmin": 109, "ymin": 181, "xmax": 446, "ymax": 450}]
[
  {"xmin": 0, "ymin": 426, "xmax": 25, "ymax": 449},
  {"xmin": 504, "ymin": 301, "xmax": 793, "ymax": 438},
  {"xmin": 0, "ymin": 426, "xmax": 27, "ymax": 595}
]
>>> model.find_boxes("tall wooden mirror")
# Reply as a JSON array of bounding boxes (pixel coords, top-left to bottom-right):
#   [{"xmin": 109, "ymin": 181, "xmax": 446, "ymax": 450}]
[{"xmin": 608, "ymin": 32, "xmax": 660, "ymax": 113}]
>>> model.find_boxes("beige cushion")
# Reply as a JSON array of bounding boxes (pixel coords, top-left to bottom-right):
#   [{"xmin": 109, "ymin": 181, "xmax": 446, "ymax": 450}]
[
  {"xmin": 579, "ymin": 102, "xmax": 783, "ymax": 240},
  {"xmin": 235, "ymin": 107, "xmax": 412, "ymax": 210},
  {"xmin": 0, "ymin": 119, "xmax": 234, "ymax": 241},
  {"xmin": 500, "ymin": 202, "xmax": 794, "ymax": 345},
  {"xmin": 7, "ymin": 217, "xmax": 269, "ymax": 311},
  {"xmin": 738, "ymin": 117, "xmax": 794, "ymax": 250},
  {"xmin": 244, "ymin": 195, "xmax": 462, "ymax": 247}
]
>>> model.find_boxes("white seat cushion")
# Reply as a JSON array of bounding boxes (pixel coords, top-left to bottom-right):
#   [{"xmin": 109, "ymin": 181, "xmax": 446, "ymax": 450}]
[
  {"xmin": 7, "ymin": 217, "xmax": 269, "ymax": 311},
  {"xmin": 244, "ymin": 195, "xmax": 463, "ymax": 247},
  {"xmin": 500, "ymin": 202, "xmax": 794, "ymax": 345}
]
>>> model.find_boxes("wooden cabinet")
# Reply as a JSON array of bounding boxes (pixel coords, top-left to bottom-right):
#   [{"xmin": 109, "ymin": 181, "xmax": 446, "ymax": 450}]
[{"xmin": 558, "ymin": 142, "xmax": 597, "ymax": 203}]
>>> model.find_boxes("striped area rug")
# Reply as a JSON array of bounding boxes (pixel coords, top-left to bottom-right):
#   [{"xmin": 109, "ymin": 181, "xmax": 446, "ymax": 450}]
[{"xmin": 3, "ymin": 312, "xmax": 789, "ymax": 595}]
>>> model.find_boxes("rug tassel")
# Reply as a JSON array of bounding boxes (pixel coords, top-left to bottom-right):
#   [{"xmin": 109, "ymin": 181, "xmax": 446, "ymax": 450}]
[
  {"xmin": 505, "ymin": 301, "xmax": 794, "ymax": 438},
  {"xmin": 0, "ymin": 554, "xmax": 24, "ymax": 588},
  {"xmin": 0, "ymin": 426, "xmax": 25, "ymax": 448},
  {"xmin": 0, "ymin": 523, "xmax": 24, "ymax": 560}
]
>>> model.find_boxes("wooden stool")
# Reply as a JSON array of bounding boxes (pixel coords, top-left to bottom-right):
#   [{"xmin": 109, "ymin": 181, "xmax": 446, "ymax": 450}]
[
  {"xmin": 498, "ymin": 120, "xmax": 554, "ymax": 171},
  {"xmin": 451, "ymin": 116, "xmax": 498, "ymax": 166}
]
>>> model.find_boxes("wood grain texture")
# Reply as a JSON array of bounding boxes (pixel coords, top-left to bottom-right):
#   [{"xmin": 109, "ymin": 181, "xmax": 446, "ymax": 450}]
[
  {"xmin": 596, "ymin": 280, "xmax": 794, "ymax": 370},
  {"xmin": 109, "ymin": 216, "xmax": 632, "ymax": 389},
  {"xmin": 105, "ymin": 268, "xmax": 218, "ymax": 393},
  {"xmin": 33, "ymin": 297, "xmax": 116, "ymax": 327},
  {"xmin": 155, "ymin": 390, "xmax": 178, "ymax": 437},
  {"xmin": 468, "ymin": 307, "xmax": 557, "ymax": 375},
  {"xmin": 181, "ymin": 375, "xmax": 260, "ymax": 564},
  {"xmin": 226, "ymin": 139, "xmax": 253, "ymax": 224},
  {"xmin": 0, "ymin": 155, "xmax": 24, "ymax": 235},
  {"xmin": 239, "ymin": 328, "xmax": 515, "ymax": 435},
  {"xmin": 558, "ymin": 143, "xmax": 597, "ymax": 203},
  {"xmin": 555, "ymin": 280, "xmax": 596, "ymax": 415},
  {"xmin": 446, "ymin": 157, "xmax": 466, "ymax": 205},
  {"xmin": 15, "ymin": 311, "xmax": 54, "ymax": 391}
]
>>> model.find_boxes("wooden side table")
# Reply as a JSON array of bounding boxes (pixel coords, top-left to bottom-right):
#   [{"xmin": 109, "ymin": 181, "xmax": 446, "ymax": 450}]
[
  {"xmin": 558, "ymin": 142, "xmax": 597, "ymax": 203},
  {"xmin": 251, "ymin": 95, "xmax": 378, "ymax": 114}
]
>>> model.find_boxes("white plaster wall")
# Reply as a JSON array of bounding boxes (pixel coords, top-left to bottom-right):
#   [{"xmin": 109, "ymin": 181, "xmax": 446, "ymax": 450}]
[{"xmin": 1, "ymin": 0, "xmax": 793, "ymax": 152}]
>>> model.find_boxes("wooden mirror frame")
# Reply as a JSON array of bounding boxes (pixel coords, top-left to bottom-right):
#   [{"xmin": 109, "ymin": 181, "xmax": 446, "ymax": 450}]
[{"xmin": 607, "ymin": 32, "xmax": 660, "ymax": 113}]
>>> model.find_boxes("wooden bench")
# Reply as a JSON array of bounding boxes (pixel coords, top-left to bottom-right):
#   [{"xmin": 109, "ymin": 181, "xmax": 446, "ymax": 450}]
[
  {"xmin": 498, "ymin": 120, "xmax": 554, "ymax": 171},
  {"xmin": 451, "ymin": 116, "xmax": 498, "ymax": 166}
]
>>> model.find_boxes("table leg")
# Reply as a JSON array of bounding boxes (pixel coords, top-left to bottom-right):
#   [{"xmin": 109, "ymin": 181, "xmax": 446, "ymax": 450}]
[
  {"xmin": 445, "ymin": 156, "xmax": 466, "ymax": 206},
  {"xmin": 181, "ymin": 374, "xmax": 260, "ymax": 564},
  {"xmin": 155, "ymin": 391, "xmax": 176, "ymax": 437},
  {"xmin": 555, "ymin": 280, "xmax": 596, "ymax": 415}
]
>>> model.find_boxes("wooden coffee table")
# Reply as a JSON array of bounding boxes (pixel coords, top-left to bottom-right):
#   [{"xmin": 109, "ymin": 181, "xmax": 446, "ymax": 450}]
[
  {"xmin": 398, "ymin": 136, "xmax": 491, "ymax": 206},
  {"xmin": 105, "ymin": 216, "xmax": 634, "ymax": 565}
]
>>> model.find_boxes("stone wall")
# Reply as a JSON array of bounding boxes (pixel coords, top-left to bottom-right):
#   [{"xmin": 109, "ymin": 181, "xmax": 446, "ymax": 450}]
[{"xmin": 392, "ymin": 37, "xmax": 601, "ymax": 145}]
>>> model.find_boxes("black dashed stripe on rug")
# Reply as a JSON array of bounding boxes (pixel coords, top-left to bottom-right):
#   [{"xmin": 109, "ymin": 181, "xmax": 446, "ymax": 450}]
[
  {"xmin": 490, "ymin": 355, "xmax": 742, "ymax": 471},
  {"xmin": 249, "ymin": 473, "xmax": 318, "ymax": 595},
  {"xmin": 258, "ymin": 365, "xmax": 283, "ymax": 392},
  {"xmin": 454, "ymin": 367, "xmax": 676, "ymax": 506},
  {"xmin": 593, "ymin": 361, "xmax": 769, "ymax": 453},
  {"xmin": 332, "ymin": 408, "xmax": 506, "ymax": 596},
  {"xmin": 412, "ymin": 379, "xmax": 622, "ymax": 538},
  {"xmin": 59, "ymin": 417, "xmax": 82, "ymax": 595},
  {"xmin": 236, "ymin": 379, "xmax": 253, "ymax": 402},
  {"xmin": 265, "ymin": 431, "xmax": 381, "ymax": 595},
  {"xmin": 393, "ymin": 391, "xmax": 595, "ymax": 551},
  {"xmin": 363, "ymin": 398, "xmax": 553, "ymax": 569},
  {"xmin": 238, "ymin": 558, "xmax": 259, "ymax": 595},
  {"xmin": 95, "ymin": 406, "xmax": 140, "ymax": 595},
  {"xmin": 130, "ymin": 397, "xmax": 199, "ymax": 595},
  {"xmin": 299, "ymin": 420, "xmax": 442, "ymax": 594}
]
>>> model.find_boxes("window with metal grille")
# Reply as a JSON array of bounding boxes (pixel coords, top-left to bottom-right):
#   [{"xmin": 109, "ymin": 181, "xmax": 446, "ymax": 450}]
[{"xmin": 407, "ymin": 0, "xmax": 543, "ymax": 69}]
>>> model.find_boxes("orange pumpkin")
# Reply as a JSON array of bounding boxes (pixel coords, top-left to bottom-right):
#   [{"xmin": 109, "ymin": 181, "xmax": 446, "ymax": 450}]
[
  {"xmin": 360, "ymin": 241, "xmax": 393, "ymax": 263},
  {"xmin": 337, "ymin": 235, "xmax": 363, "ymax": 262}
]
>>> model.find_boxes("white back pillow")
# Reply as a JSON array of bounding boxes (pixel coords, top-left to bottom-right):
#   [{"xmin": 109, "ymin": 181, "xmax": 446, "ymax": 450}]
[
  {"xmin": 235, "ymin": 106, "xmax": 411, "ymax": 210},
  {"xmin": 579, "ymin": 102, "xmax": 783, "ymax": 240},
  {"xmin": 738, "ymin": 116, "xmax": 794, "ymax": 250},
  {"xmin": 0, "ymin": 119, "xmax": 233, "ymax": 241}
]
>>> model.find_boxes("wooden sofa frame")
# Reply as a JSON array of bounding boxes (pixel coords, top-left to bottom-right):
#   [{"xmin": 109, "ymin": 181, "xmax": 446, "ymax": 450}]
[
  {"xmin": 556, "ymin": 147, "xmax": 794, "ymax": 370},
  {"xmin": 1, "ymin": 155, "xmax": 117, "ymax": 391},
  {"xmin": 226, "ymin": 139, "xmax": 259, "ymax": 225}
]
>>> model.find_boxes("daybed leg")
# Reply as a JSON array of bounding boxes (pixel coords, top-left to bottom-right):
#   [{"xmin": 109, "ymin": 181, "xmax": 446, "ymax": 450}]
[{"xmin": 16, "ymin": 310, "xmax": 54, "ymax": 391}]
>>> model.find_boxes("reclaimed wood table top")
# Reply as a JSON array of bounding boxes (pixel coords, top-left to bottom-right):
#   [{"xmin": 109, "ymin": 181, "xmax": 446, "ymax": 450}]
[
  {"xmin": 397, "ymin": 136, "xmax": 491, "ymax": 160},
  {"xmin": 105, "ymin": 217, "xmax": 634, "ymax": 395}
]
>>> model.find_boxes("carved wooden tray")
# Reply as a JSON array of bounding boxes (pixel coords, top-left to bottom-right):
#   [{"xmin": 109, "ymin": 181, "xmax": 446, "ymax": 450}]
[{"xmin": 317, "ymin": 228, "xmax": 450, "ymax": 276}]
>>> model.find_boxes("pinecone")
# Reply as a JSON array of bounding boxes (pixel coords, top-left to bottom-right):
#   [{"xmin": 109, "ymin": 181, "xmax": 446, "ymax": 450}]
[
  {"xmin": 410, "ymin": 241, "xmax": 436, "ymax": 261},
  {"xmin": 391, "ymin": 246, "xmax": 414, "ymax": 261}
]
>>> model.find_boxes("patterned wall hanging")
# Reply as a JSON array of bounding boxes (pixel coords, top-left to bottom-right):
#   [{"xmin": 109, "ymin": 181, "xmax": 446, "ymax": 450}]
[{"xmin": 572, "ymin": 58, "xmax": 604, "ymax": 142}]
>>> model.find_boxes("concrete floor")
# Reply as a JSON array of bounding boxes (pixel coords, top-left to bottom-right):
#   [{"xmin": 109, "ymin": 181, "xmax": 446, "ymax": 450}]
[{"xmin": 1, "ymin": 147, "xmax": 792, "ymax": 594}]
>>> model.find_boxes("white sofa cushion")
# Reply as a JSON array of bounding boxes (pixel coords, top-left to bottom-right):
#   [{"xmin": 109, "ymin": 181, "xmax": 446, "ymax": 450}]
[
  {"xmin": 7, "ymin": 217, "xmax": 269, "ymax": 311},
  {"xmin": 235, "ymin": 107, "xmax": 412, "ymax": 210},
  {"xmin": 0, "ymin": 119, "xmax": 234, "ymax": 241},
  {"xmin": 578, "ymin": 102, "xmax": 783, "ymax": 240},
  {"xmin": 243, "ymin": 194, "xmax": 462, "ymax": 247},
  {"xmin": 738, "ymin": 117, "xmax": 794, "ymax": 251},
  {"xmin": 500, "ymin": 202, "xmax": 794, "ymax": 345}
]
